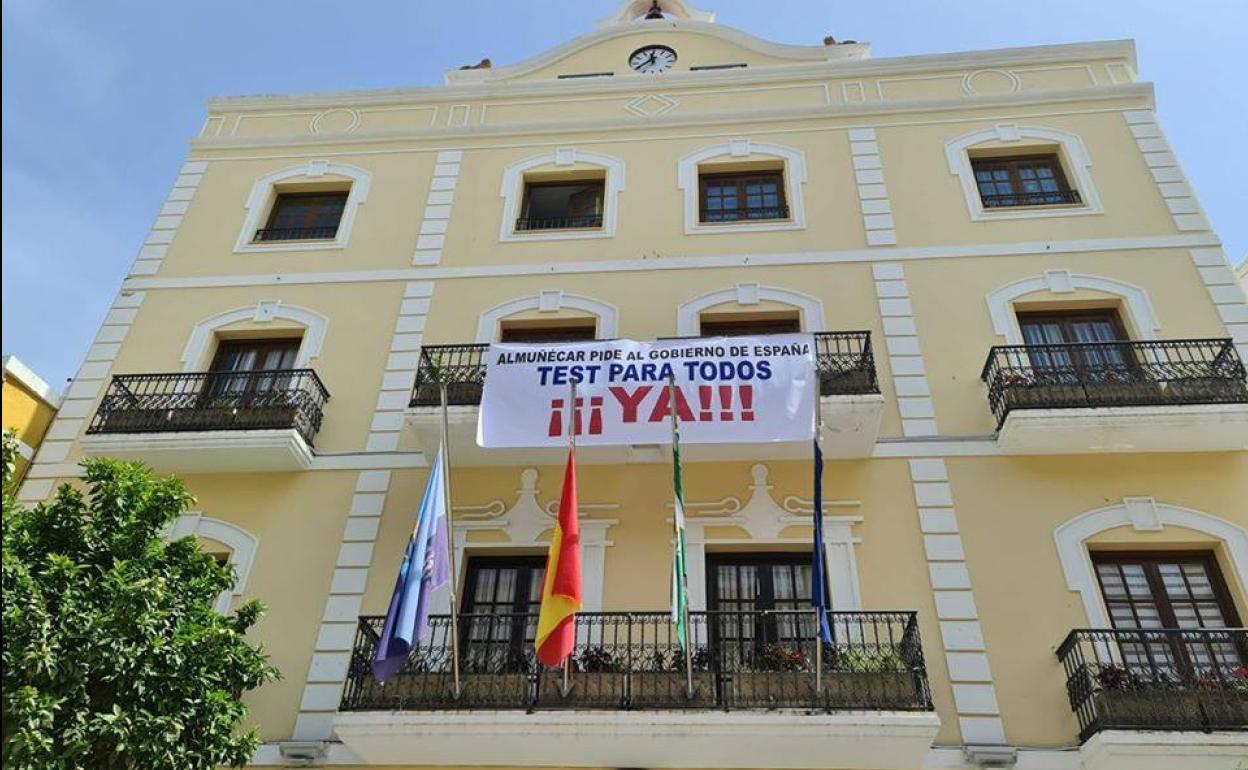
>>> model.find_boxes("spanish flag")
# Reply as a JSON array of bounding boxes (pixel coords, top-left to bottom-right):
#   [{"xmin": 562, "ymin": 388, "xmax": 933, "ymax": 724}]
[{"xmin": 536, "ymin": 448, "xmax": 581, "ymax": 667}]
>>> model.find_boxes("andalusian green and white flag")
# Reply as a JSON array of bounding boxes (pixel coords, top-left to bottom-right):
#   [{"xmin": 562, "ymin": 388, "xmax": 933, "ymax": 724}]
[{"xmin": 671, "ymin": 423, "xmax": 690, "ymax": 650}]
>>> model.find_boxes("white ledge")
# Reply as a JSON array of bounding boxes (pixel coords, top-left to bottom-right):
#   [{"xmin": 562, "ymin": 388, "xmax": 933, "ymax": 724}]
[
  {"xmin": 80, "ymin": 429, "xmax": 314, "ymax": 473},
  {"xmin": 996, "ymin": 403, "xmax": 1248, "ymax": 455}
]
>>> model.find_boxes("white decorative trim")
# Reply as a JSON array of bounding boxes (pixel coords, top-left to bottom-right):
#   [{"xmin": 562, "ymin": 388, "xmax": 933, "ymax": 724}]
[
  {"xmin": 498, "ymin": 149, "xmax": 625, "ymax": 242},
  {"xmin": 675, "ymin": 283, "xmax": 824, "ymax": 336},
  {"xmin": 1054, "ymin": 500, "xmax": 1248, "ymax": 627},
  {"xmin": 3, "ymin": 355, "xmax": 62, "ymax": 407},
  {"xmin": 233, "ymin": 161, "xmax": 372, "ymax": 253},
  {"xmin": 597, "ymin": 0, "xmax": 715, "ymax": 27},
  {"xmin": 679, "ymin": 464, "xmax": 863, "ymax": 615},
  {"xmin": 475, "ymin": 292, "xmax": 619, "ymax": 342},
  {"xmin": 985, "ymin": 272, "xmax": 1160, "ymax": 344},
  {"xmin": 167, "ymin": 513, "xmax": 259, "ymax": 614},
  {"xmin": 181, "ymin": 302, "xmax": 329, "ymax": 371},
  {"xmin": 872, "ymin": 264, "xmax": 937, "ymax": 437},
  {"xmin": 846, "ymin": 127, "xmax": 897, "ymax": 246},
  {"xmin": 1189, "ymin": 247, "xmax": 1248, "ymax": 363},
  {"xmin": 677, "ymin": 140, "xmax": 807, "ymax": 234},
  {"xmin": 128, "ymin": 159, "xmax": 207, "ymax": 277},
  {"xmin": 412, "ymin": 150, "xmax": 463, "ymax": 265},
  {"xmin": 1123, "ymin": 110, "xmax": 1211, "ymax": 232},
  {"xmin": 945, "ymin": 124, "xmax": 1104, "ymax": 221}
]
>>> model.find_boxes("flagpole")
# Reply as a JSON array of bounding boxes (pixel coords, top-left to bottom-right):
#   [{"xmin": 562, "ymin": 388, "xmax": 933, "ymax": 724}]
[
  {"xmin": 561, "ymin": 377, "xmax": 578, "ymax": 697},
  {"xmin": 667, "ymin": 374, "xmax": 694, "ymax": 700},
  {"xmin": 438, "ymin": 381, "xmax": 462, "ymax": 699},
  {"xmin": 813, "ymin": 372, "xmax": 823, "ymax": 695}
]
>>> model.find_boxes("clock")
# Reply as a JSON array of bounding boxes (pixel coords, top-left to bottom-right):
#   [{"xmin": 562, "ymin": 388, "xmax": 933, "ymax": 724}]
[{"xmin": 629, "ymin": 45, "xmax": 677, "ymax": 74}]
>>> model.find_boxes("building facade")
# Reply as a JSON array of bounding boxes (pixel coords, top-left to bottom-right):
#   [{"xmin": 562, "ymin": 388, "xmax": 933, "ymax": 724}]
[
  {"xmin": 3, "ymin": 355, "xmax": 61, "ymax": 483},
  {"xmin": 17, "ymin": 1, "xmax": 1248, "ymax": 768}
]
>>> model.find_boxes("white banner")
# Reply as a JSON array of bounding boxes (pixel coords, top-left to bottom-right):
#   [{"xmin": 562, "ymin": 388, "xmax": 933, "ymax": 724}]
[{"xmin": 477, "ymin": 334, "xmax": 816, "ymax": 448}]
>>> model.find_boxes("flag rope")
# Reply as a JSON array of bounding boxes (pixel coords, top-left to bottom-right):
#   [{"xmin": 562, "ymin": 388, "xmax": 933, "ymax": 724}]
[{"xmin": 439, "ymin": 381, "xmax": 462, "ymax": 699}]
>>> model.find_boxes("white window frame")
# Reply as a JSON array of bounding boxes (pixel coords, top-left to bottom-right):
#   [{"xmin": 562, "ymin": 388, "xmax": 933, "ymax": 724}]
[
  {"xmin": 181, "ymin": 301, "xmax": 329, "ymax": 371},
  {"xmin": 677, "ymin": 139, "xmax": 807, "ymax": 235},
  {"xmin": 675, "ymin": 282, "xmax": 824, "ymax": 336},
  {"xmin": 498, "ymin": 149, "xmax": 625, "ymax": 243},
  {"xmin": 167, "ymin": 513, "xmax": 260, "ymax": 614},
  {"xmin": 945, "ymin": 124, "xmax": 1103, "ymax": 222},
  {"xmin": 984, "ymin": 270, "xmax": 1159, "ymax": 345},
  {"xmin": 475, "ymin": 290, "xmax": 619, "ymax": 342},
  {"xmin": 233, "ymin": 161, "xmax": 372, "ymax": 254}
]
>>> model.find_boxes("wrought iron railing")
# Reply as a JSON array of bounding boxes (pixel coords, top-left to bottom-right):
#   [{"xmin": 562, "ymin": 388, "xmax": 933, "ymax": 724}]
[
  {"xmin": 981, "ymin": 338, "xmax": 1248, "ymax": 429},
  {"xmin": 700, "ymin": 205, "xmax": 790, "ymax": 222},
  {"xmin": 980, "ymin": 189, "xmax": 1082, "ymax": 208},
  {"xmin": 340, "ymin": 609, "xmax": 931, "ymax": 712},
  {"xmin": 87, "ymin": 370, "xmax": 330, "ymax": 446},
  {"xmin": 253, "ymin": 226, "xmax": 339, "ymax": 241},
  {"xmin": 514, "ymin": 214, "xmax": 604, "ymax": 231},
  {"xmin": 1056, "ymin": 628, "xmax": 1248, "ymax": 742},
  {"xmin": 409, "ymin": 331, "xmax": 878, "ymax": 407}
]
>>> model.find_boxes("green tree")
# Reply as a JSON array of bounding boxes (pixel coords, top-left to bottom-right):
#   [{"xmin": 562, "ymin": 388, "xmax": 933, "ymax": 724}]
[{"xmin": 2, "ymin": 432, "xmax": 279, "ymax": 769}]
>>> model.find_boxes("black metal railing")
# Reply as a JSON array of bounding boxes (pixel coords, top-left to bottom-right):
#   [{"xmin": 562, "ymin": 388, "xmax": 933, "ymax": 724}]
[
  {"xmin": 980, "ymin": 189, "xmax": 1082, "ymax": 208},
  {"xmin": 981, "ymin": 338, "xmax": 1248, "ymax": 429},
  {"xmin": 87, "ymin": 370, "xmax": 330, "ymax": 446},
  {"xmin": 409, "ymin": 331, "xmax": 878, "ymax": 407},
  {"xmin": 340, "ymin": 609, "xmax": 931, "ymax": 712},
  {"xmin": 515, "ymin": 214, "xmax": 604, "ymax": 231},
  {"xmin": 700, "ymin": 205, "xmax": 790, "ymax": 222},
  {"xmin": 1057, "ymin": 628, "xmax": 1248, "ymax": 741},
  {"xmin": 253, "ymin": 226, "xmax": 339, "ymax": 242}
]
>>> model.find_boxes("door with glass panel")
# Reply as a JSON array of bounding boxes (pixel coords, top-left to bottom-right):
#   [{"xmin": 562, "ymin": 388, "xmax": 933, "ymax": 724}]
[
  {"xmin": 1093, "ymin": 552, "xmax": 1244, "ymax": 680},
  {"xmin": 707, "ymin": 554, "xmax": 818, "ymax": 669},
  {"xmin": 1017, "ymin": 310, "xmax": 1132, "ymax": 387},
  {"xmin": 460, "ymin": 556, "xmax": 545, "ymax": 673},
  {"xmin": 207, "ymin": 338, "xmax": 300, "ymax": 396}
]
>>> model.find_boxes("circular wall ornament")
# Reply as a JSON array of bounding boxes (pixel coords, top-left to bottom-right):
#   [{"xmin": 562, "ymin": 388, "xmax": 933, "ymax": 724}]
[
  {"xmin": 310, "ymin": 108, "xmax": 361, "ymax": 135},
  {"xmin": 962, "ymin": 69, "xmax": 1021, "ymax": 96}
]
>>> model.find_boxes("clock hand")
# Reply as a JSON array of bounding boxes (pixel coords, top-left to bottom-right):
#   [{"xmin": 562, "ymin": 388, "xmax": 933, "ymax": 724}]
[{"xmin": 646, "ymin": 52, "xmax": 657, "ymax": 66}]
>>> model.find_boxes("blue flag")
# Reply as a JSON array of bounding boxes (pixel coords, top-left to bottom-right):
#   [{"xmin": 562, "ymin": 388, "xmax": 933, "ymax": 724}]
[
  {"xmin": 811, "ymin": 438, "xmax": 835, "ymax": 645},
  {"xmin": 373, "ymin": 446, "xmax": 451, "ymax": 684}
]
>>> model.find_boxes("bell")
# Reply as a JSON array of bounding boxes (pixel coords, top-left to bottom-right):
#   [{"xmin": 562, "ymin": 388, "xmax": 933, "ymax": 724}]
[{"xmin": 644, "ymin": 1, "xmax": 664, "ymax": 20}]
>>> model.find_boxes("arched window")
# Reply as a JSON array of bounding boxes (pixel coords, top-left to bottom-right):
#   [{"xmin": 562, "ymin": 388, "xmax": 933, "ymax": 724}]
[
  {"xmin": 677, "ymin": 140, "xmax": 807, "ymax": 234},
  {"xmin": 498, "ymin": 149, "xmax": 625, "ymax": 242},
  {"xmin": 233, "ymin": 161, "xmax": 372, "ymax": 253}
]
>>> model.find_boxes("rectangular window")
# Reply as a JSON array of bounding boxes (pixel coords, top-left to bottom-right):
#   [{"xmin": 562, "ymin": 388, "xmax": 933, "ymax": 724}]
[
  {"xmin": 460, "ymin": 556, "xmax": 545, "ymax": 672},
  {"xmin": 699, "ymin": 171, "xmax": 787, "ymax": 222},
  {"xmin": 255, "ymin": 191, "xmax": 348, "ymax": 241},
  {"xmin": 707, "ymin": 553, "xmax": 820, "ymax": 665},
  {"xmin": 500, "ymin": 322, "xmax": 597, "ymax": 343},
  {"xmin": 1093, "ymin": 551, "xmax": 1244, "ymax": 674},
  {"xmin": 1017, "ymin": 310, "xmax": 1132, "ymax": 381},
  {"xmin": 207, "ymin": 338, "xmax": 300, "ymax": 395},
  {"xmin": 517, "ymin": 180, "xmax": 605, "ymax": 231},
  {"xmin": 971, "ymin": 154, "xmax": 1079, "ymax": 208},
  {"xmin": 700, "ymin": 314, "xmax": 801, "ymax": 337}
]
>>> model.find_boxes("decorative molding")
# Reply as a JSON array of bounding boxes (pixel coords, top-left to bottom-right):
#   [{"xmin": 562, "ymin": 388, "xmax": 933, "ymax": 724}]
[
  {"xmin": 181, "ymin": 302, "xmax": 329, "ymax": 371},
  {"xmin": 412, "ymin": 150, "xmax": 464, "ymax": 265},
  {"xmin": 1054, "ymin": 500, "xmax": 1248, "ymax": 627},
  {"xmin": 675, "ymin": 283, "xmax": 824, "ymax": 336},
  {"xmin": 2, "ymin": 354, "xmax": 62, "ymax": 407},
  {"xmin": 1123, "ymin": 110, "xmax": 1211, "ymax": 232},
  {"xmin": 873, "ymin": 264, "xmax": 937, "ymax": 437},
  {"xmin": 309, "ymin": 108, "xmax": 361, "ymax": 135},
  {"xmin": 233, "ymin": 161, "xmax": 372, "ymax": 253},
  {"xmin": 128, "ymin": 159, "xmax": 207, "ymax": 277},
  {"xmin": 1189, "ymin": 247, "xmax": 1248, "ymax": 363},
  {"xmin": 945, "ymin": 124, "xmax": 1104, "ymax": 221},
  {"xmin": 476, "ymin": 291, "xmax": 620, "ymax": 342},
  {"xmin": 985, "ymin": 272, "xmax": 1160, "ymax": 344},
  {"xmin": 677, "ymin": 140, "xmax": 807, "ymax": 234},
  {"xmin": 678, "ymin": 464, "xmax": 863, "ymax": 613},
  {"xmin": 597, "ymin": 0, "xmax": 715, "ymax": 27},
  {"xmin": 847, "ymin": 127, "xmax": 897, "ymax": 246},
  {"xmin": 167, "ymin": 513, "xmax": 259, "ymax": 614},
  {"xmin": 498, "ymin": 148, "xmax": 625, "ymax": 242}
]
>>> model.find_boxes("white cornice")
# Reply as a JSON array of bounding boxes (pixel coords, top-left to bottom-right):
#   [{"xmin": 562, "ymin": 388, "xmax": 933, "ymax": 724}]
[
  {"xmin": 205, "ymin": 39, "xmax": 1136, "ymax": 112},
  {"xmin": 2, "ymin": 355, "xmax": 62, "ymax": 408},
  {"xmin": 191, "ymin": 82, "xmax": 1155, "ymax": 152}
]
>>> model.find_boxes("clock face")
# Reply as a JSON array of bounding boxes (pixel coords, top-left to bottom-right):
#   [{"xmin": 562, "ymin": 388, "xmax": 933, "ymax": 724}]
[{"xmin": 629, "ymin": 45, "xmax": 677, "ymax": 74}]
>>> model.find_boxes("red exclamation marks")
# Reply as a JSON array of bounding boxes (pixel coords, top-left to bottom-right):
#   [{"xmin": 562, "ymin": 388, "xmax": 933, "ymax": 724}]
[
  {"xmin": 589, "ymin": 396, "xmax": 604, "ymax": 435},
  {"xmin": 548, "ymin": 398, "xmax": 564, "ymax": 437},
  {"xmin": 698, "ymin": 385, "xmax": 713, "ymax": 422},
  {"xmin": 719, "ymin": 385, "xmax": 734, "ymax": 421},
  {"xmin": 573, "ymin": 397, "xmax": 584, "ymax": 436},
  {"xmin": 739, "ymin": 384, "xmax": 755, "ymax": 421}
]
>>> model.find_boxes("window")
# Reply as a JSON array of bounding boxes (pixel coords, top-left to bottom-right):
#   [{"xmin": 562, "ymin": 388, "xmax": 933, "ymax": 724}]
[
  {"xmin": 971, "ymin": 155, "xmax": 1079, "ymax": 209},
  {"xmin": 516, "ymin": 180, "xmax": 605, "ymax": 231},
  {"xmin": 460, "ymin": 556, "xmax": 545, "ymax": 672},
  {"xmin": 500, "ymin": 320, "xmax": 597, "ymax": 343},
  {"xmin": 699, "ymin": 171, "xmax": 788, "ymax": 223},
  {"xmin": 254, "ymin": 191, "xmax": 348, "ymax": 242},
  {"xmin": 707, "ymin": 554, "xmax": 821, "ymax": 664},
  {"xmin": 1093, "ymin": 551, "xmax": 1243, "ymax": 674},
  {"xmin": 700, "ymin": 313, "xmax": 801, "ymax": 337},
  {"xmin": 208, "ymin": 338, "xmax": 300, "ymax": 395},
  {"xmin": 1017, "ymin": 310, "xmax": 1132, "ymax": 381}
]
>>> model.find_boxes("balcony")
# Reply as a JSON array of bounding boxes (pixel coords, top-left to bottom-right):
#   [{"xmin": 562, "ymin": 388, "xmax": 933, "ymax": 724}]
[
  {"xmin": 252, "ymin": 225, "xmax": 339, "ymax": 242},
  {"xmin": 334, "ymin": 610, "xmax": 939, "ymax": 769},
  {"xmin": 981, "ymin": 338, "xmax": 1248, "ymax": 454},
  {"xmin": 699, "ymin": 205, "xmax": 790, "ymax": 223},
  {"xmin": 1057, "ymin": 629, "xmax": 1248, "ymax": 769},
  {"xmin": 81, "ymin": 370, "xmax": 329, "ymax": 473},
  {"xmin": 980, "ymin": 189, "xmax": 1082, "ymax": 209},
  {"xmin": 514, "ymin": 214, "xmax": 603, "ymax": 231},
  {"xmin": 406, "ymin": 332, "xmax": 884, "ymax": 464}
]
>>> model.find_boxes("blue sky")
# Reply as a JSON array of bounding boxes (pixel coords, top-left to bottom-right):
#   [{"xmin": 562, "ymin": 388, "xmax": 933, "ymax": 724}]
[{"xmin": 3, "ymin": 0, "xmax": 1246, "ymax": 388}]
